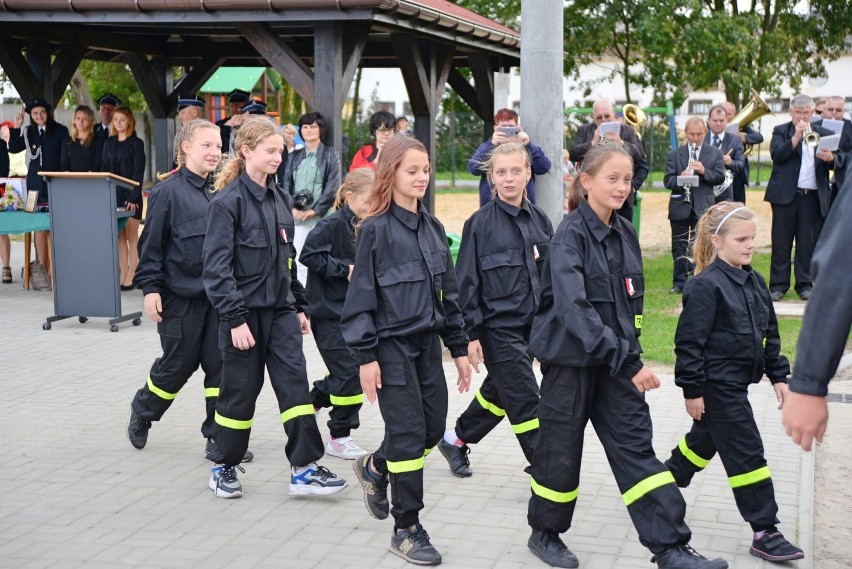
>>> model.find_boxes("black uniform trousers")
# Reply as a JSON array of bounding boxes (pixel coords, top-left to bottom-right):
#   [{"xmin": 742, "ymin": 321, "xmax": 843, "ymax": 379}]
[
  {"xmin": 769, "ymin": 191, "xmax": 821, "ymax": 294},
  {"xmin": 371, "ymin": 332, "xmax": 448, "ymax": 529},
  {"xmin": 214, "ymin": 307, "xmax": 324, "ymax": 467},
  {"xmin": 132, "ymin": 293, "xmax": 220, "ymax": 439},
  {"xmin": 528, "ymin": 364, "xmax": 691, "ymax": 554},
  {"xmin": 670, "ymin": 211, "xmax": 699, "ymax": 289},
  {"xmin": 665, "ymin": 382, "xmax": 779, "ymax": 532},
  {"xmin": 455, "ymin": 326, "xmax": 539, "ymax": 462},
  {"xmin": 309, "ymin": 317, "xmax": 363, "ymax": 439}
]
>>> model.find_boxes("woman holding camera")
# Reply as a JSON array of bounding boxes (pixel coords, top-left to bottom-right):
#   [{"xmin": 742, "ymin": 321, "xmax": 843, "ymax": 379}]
[{"xmin": 282, "ymin": 111, "xmax": 341, "ymax": 285}]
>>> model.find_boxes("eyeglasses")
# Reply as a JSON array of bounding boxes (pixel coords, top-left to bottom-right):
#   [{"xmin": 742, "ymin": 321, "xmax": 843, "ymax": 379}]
[{"xmin": 375, "ymin": 127, "xmax": 396, "ymax": 134}]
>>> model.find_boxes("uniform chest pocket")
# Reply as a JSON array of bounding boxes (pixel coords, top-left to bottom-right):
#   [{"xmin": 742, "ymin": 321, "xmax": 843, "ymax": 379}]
[
  {"xmin": 584, "ymin": 275, "xmax": 614, "ymax": 303},
  {"xmin": 376, "ymin": 259, "xmax": 429, "ymax": 327},
  {"xmin": 278, "ymin": 223, "xmax": 296, "ymax": 268},
  {"xmin": 480, "ymin": 247, "xmax": 528, "ymax": 300},
  {"xmin": 234, "ymin": 227, "xmax": 268, "ymax": 278},
  {"xmin": 173, "ymin": 217, "xmax": 207, "ymax": 276}
]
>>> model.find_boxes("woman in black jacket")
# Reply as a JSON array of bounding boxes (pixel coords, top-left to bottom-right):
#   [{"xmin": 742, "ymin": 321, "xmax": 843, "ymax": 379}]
[
  {"xmin": 61, "ymin": 105, "xmax": 104, "ymax": 173},
  {"xmin": 101, "ymin": 106, "xmax": 145, "ymax": 290}
]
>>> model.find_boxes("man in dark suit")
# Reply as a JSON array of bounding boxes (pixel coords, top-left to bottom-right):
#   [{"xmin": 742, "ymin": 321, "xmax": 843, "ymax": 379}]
[
  {"xmin": 664, "ymin": 116, "xmax": 726, "ymax": 292},
  {"xmin": 820, "ymin": 96, "xmax": 852, "ymax": 204},
  {"xmin": 722, "ymin": 101, "xmax": 764, "ymax": 203},
  {"xmin": 764, "ymin": 94, "xmax": 834, "ymax": 301},
  {"xmin": 705, "ymin": 105, "xmax": 745, "ymax": 203},
  {"xmin": 94, "ymin": 93, "xmax": 120, "ymax": 139},
  {"xmin": 572, "ymin": 99, "xmax": 649, "ymax": 223},
  {"xmin": 216, "ymin": 88, "xmax": 250, "ymax": 154}
]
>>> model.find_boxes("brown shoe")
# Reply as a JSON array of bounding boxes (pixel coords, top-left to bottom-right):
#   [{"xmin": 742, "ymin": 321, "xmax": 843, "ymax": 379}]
[{"xmin": 2, "ymin": 266, "xmax": 11, "ymax": 284}]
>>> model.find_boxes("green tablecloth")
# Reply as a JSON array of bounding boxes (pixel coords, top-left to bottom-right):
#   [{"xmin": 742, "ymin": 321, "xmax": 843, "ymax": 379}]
[{"xmin": 0, "ymin": 211, "xmax": 51, "ymax": 235}]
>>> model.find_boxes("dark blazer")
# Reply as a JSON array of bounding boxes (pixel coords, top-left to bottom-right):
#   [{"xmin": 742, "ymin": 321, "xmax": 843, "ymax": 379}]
[
  {"xmin": 0, "ymin": 138, "xmax": 9, "ymax": 177},
  {"xmin": 741, "ymin": 125, "xmax": 763, "ymax": 186},
  {"xmin": 571, "ymin": 122, "xmax": 648, "ymax": 190},
  {"xmin": 8, "ymin": 122, "xmax": 70, "ymax": 202},
  {"xmin": 664, "ymin": 143, "xmax": 726, "ymax": 220},
  {"xmin": 61, "ymin": 137, "xmax": 105, "ymax": 173},
  {"xmin": 819, "ymin": 118, "xmax": 852, "ymax": 191},
  {"xmin": 93, "ymin": 123, "xmax": 111, "ymax": 139},
  {"xmin": 282, "ymin": 142, "xmax": 341, "ymax": 218},
  {"xmin": 764, "ymin": 121, "xmax": 833, "ymax": 216},
  {"xmin": 101, "ymin": 134, "xmax": 146, "ymax": 206},
  {"xmin": 704, "ymin": 131, "xmax": 745, "ymax": 201}
]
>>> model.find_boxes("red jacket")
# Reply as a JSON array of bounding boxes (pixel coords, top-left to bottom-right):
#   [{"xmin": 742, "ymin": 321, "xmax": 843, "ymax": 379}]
[{"xmin": 349, "ymin": 143, "xmax": 379, "ymax": 172}]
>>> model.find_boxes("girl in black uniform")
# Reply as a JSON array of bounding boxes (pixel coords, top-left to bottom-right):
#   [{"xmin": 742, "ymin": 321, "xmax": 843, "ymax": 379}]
[
  {"xmin": 525, "ymin": 144, "xmax": 727, "ymax": 569},
  {"xmin": 202, "ymin": 115, "xmax": 346, "ymax": 499},
  {"xmin": 300, "ymin": 167, "xmax": 374, "ymax": 460},
  {"xmin": 61, "ymin": 105, "xmax": 104, "ymax": 173},
  {"xmin": 343, "ymin": 134, "xmax": 471, "ymax": 566},
  {"xmin": 665, "ymin": 202, "xmax": 804, "ymax": 563},
  {"xmin": 438, "ymin": 142, "xmax": 553, "ymax": 477},
  {"xmin": 101, "ymin": 106, "xmax": 145, "ymax": 290}
]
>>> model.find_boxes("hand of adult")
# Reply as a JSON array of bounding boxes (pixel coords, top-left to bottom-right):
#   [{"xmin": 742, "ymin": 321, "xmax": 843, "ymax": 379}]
[
  {"xmin": 143, "ymin": 292, "xmax": 163, "ymax": 322},
  {"xmin": 347, "ymin": 264, "xmax": 354, "ymax": 281},
  {"xmin": 518, "ymin": 130, "xmax": 531, "ymax": 146},
  {"xmin": 455, "ymin": 356, "xmax": 472, "ymax": 393},
  {"xmin": 491, "ymin": 130, "xmax": 509, "ymax": 146},
  {"xmin": 292, "ymin": 208, "xmax": 303, "ymax": 222},
  {"xmin": 126, "ymin": 202, "xmax": 138, "ymax": 211},
  {"xmin": 685, "ymin": 397, "xmax": 704, "ymax": 421},
  {"xmin": 723, "ymin": 150, "xmax": 733, "ymax": 166},
  {"xmin": 782, "ymin": 391, "xmax": 829, "ymax": 451},
  {"xmin": 467, "ymin": 339, "xmax": 483, "ymax": 373},
  {"xmin": 14, "ymin": 105, "xmax": 25, "ymax": 129},
  {"xmin": 816, "ymin": 149, "xmax": 834, "ymax": 163},
  {"xmin": 302, "ymin": 210, "xmax": 317, "ymax": 221},
  {"xmin": 231, "ymin": 322, "xmax": 255, "ymax": 351},
  {"xmin": 360, "ymin": 361, "xmax": 382, "ymax": 403},
  {"xmin": 297, "ymin": 312, "xmax": 309, "ymax": 335},
  {"xmin": 631, "ymin": 365, "xmax": 661, "ymax": 393},
  {"xmin": 689, "ymin": 160, "xmax": 706, "ymax": 175}
]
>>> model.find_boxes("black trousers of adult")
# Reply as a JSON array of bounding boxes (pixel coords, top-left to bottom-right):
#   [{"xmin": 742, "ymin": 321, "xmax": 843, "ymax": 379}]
[
  {"xmin": 214, "ymin": 307, "xmax": 324, "ymax": 467},
  {"xmin": 309, "ymin": 317, "xmax": 363, "ymax": 439},
  {"xmin": 131, "ymin": 293, "xmax": 220, "ymax": 439},
  {"xmin": 732, "ymin": 176, "xmax": 747, "ymax": 204},
  {"xmin": 370, "ymin": 332, "xmax": 448, "ymax": 530},
  {"xmin": 670, "ymin": 211, "xmax": 699, "ymax": 289},
  {"xmin": 455, "ymin": 326, "xmax": 540, "ymax": 463},
  {"xmin": 665, "ymin": 382, "xmax": 780, "ymax": 532},
  {"xmin": 528, "ymin": 364, "xmax": 691, "ymax": 554},
  {"xmin": 769, "ymin": 191, "xmax": 821, "ymax": 294}
]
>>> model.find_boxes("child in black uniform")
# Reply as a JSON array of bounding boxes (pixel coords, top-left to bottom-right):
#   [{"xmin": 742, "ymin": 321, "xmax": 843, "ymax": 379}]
[
  {"xmin": 665, "ymin": 202, "xmax": 804, "ymax": 563},
  {"xmin": 300, "ymin": 167, "xmax": 374, "ymax": 459},
  {"xmin": 342, "ymin": 134, "xmax": 471, "ymax": 566},
  {"xmin": 438, "ymin": 142, "xmax": 553, "ymax": 477},
  {"xmin": 526, "ymin": 144, "xmax": 727, "ymax": 569},
  {"xmin": 202, "ymin": 115, "xmax": 346, "ymax": 499}
]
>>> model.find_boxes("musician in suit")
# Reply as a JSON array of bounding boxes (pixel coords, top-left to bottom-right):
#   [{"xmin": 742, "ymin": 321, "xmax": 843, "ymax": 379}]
[
  {"xmin": 705, "ymin": 105, "xmax": 745, "ymax": 203},
  {"xmin": 571, "ymin": 99, "xmax": 649, "ymax": 223},
  {"xmin": 94, "ymin": 93, "xmax": 120, "ymax": 139},
  {"xmin": 764, "ymin": 94, "xmax": 834, "ymax": 301},
  {"xmin": 664, "ymin": 117, "xmax": 726, "ymax": 293},
  {"xmin": 722, "ymin": 101, "xmax": 764, "ymax": 203},
  {"xmin": 820, "ymin": 96, "xmax": 852, "ymax": 204}
]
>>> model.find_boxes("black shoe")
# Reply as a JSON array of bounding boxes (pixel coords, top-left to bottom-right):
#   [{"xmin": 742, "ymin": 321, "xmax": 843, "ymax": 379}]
[
  {"xmin": 749, "ymin": 531, "xmax": 804, "ymax": 562},
  {"xmin": 651, "ymin": 544, "xmax": 728, "ymax": 569},
  {"xmin": 390, "ymin": 524, "xmax": 442, "ymax": 566},
  {"xmin": 352, "ymin": 454, "xmax": 389, "ymax": 520},
  {"xmin": 127, "ymin": 407, "xmax": 151, "ymax": 449},
  {"xmin": 204, "ymin": 438, "xmax": 254, "ymax": 463},
  {"xmin": 798, "ymin": 289, "xmax": 811, "ymax": 301},
  {"xmin": 437, "ymin": 439, "xmax": 472, "ymax": 478},
  {"xmin": 120, "ymin": 284, "xmax": 134, "ymax": 291},
  {"xmin": 770, "ymin": 290, "xmax": 784, "ymax": 301},
  {"xmin": 670, "ymin": 286, "xmax": 683, "ymax": 294},
  {"xmin": 527, "ymin": 529, "xmax": 579, "ymax": 568}
]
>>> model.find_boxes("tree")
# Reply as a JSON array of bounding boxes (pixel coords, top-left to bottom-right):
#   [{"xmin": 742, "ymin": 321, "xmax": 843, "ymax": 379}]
[{"xmin": 454, "ymin": 0, "xmax": 521, "ymax": 29}]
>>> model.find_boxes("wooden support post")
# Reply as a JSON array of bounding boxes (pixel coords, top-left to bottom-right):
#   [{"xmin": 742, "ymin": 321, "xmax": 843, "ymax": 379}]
[
  {"xmin": 26, "ymin": 41, "xmax": 53, "ymax": 104},
  {"xmin": 50, "ymin": 46, "xmax": 87, "ymax": 105},
  {"xmin": 238, "ymin": 22, "xmax": 315, "ymax": 106},
  {"xmin": 0, "ymin": 38, "xmax": 42, "ymax": 104},
  {"xmin": 469, "ymin": 53, "xmax": 496, "ymax": 142},
  {"xmin": 167, "ymin": 56, "xmax": 224, "ymax": 111}
]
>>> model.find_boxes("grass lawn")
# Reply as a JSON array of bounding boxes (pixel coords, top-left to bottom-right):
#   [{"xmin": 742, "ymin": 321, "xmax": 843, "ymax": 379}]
[
  {"xmin": 640, "ymin": 251, "xmax": 802, "ymax": 367},
  {"xmin": 435, "ymin": 171, "xmax": 479, "ymax": 182}
]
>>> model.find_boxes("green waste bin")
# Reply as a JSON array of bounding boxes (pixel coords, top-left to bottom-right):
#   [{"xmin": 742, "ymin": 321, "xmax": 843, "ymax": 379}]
[
  {"xmin": 446, "ymin": 232, "xmax": 461, "ymax": 266},
  {"xmin": 632, "ymin": 190, "xmax": 642, "ymax": 235}
]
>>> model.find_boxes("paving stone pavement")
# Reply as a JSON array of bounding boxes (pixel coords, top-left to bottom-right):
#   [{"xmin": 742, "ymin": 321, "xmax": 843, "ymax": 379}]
[{"xmin": 0, "ymin": 245, "xmax": 811, "ymax": 569}]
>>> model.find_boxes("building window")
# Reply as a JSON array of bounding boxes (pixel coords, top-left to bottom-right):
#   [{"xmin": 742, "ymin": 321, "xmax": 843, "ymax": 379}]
[
  {"xmin": 688, "ymin": 99, "xmax": 713, "ymax": 115},
  {"xmin": 766, "ymin": 98, "xmax": 790, "ymax": 113},
  {"xmin": 373, "ymin": 101, "xmax": 394, "ymax": 113}
]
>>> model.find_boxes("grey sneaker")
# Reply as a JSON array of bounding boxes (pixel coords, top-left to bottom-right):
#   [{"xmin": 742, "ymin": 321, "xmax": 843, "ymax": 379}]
[
  {"xmin": 352, "ymin": 453, "xmax": 389, "ymax": 519},
  {"xmin": 289, "ymin": 463, "xmax": 348, "ymax": 496},
  {"xmin": 390, "ymin": 524, "xmax": 442, "ymax": 565},
  {"xmin": 209, "ymin": 464, "xmax": 244, "ymax": 499},
  {"xmin": 127, "ymin": 407, "xmax": 151, "ymax": 449},
  {"xmin": 437, "ymin": 439, "xmax": 472, "ymax": 477}
]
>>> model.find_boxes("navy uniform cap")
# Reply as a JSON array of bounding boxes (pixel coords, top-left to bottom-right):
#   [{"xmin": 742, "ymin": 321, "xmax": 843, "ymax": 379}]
[
  {"xmin": 178, "ymin": 95, "xmax": 204, "ymax": 110},
  {"xmin": 97, "ymin": 93, "xmax": 121, "ymax": 107},
  {"xmin": 25, "ymin": 97, "xmax": 52, "ymax": 113},
  {"xmin": 241, "ymin": 100, "xmax": 267, "ymax": 115},
  {"xmin": 228, "ymin": 89, "xmax": 251, "ymax": 104}
]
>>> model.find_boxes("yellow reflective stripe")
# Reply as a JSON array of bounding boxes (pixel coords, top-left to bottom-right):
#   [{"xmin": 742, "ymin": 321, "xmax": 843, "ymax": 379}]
[
  {"xmin": 386, "ymin": 455, "xmax": 425, "ymax": 474},
  {"xmin": 280, "ymin": 404, "xmax": 315, "ymax": 424},
  {"xmin": 678, "ymin": 437, "xmax": 710, "ymax": 469},
  {"xmin": 440, "ymin": 289, "xmax": 443, "ymax": 301},
  {"xmin": 622, "ymin": 471, "xmax": 676, "ymax": 506},
  {"xmin": 289, "ymin": 258, "xmax": 293, "ymax": 269},
  {"xmin": 512, "ymin": 418, "xmax": 540, "ymax": 434},
  {"xmin": 530, "ymin": 477, "xmax": 579, "ymax": 503},
  {"xmin": 424, "ymin": 446, "xmax": 434, "ymax": 457},
  {"xmin": 205, "ymin": 387, "xmax": 220, "ymax": 398},
  {"xmin": 635, "ymin": 314, "xmax": 643, "ymax": 329},
  {"xmin": 475, "ymin": 389, "xmax": 506, "ymax": 417},
  {"xmin": 215, "ymin": 411, "xmax": 253, "ymax": 430},
  {"xmin": 147, "ymin": 376, "xmax": 177, "ymax": 401},
  {"xmin": 329, "ymin": 393, "xmax": 364, "ymax": 406},
  {"xmin": 729, "ymin": 466, "xmax": 771, "ymax": 489}
]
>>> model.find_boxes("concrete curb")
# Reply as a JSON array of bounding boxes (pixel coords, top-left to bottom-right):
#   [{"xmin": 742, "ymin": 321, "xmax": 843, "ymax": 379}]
[{"xmin": 798, "ymin": 446, "xmax": 815, "ymax": 569}]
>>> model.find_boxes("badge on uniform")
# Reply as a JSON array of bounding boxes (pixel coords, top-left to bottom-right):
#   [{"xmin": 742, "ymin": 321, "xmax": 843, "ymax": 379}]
[
  {"xmin": 533, "ymin": 244, "xmax": 540, "ymax": 260},
  {"xmin": 625, "ymin": 277, "xmax": 635, "ymax": 296},
  {"xmin": 280, "ymin": 227, "xmax": 288, "ymax": 243}
]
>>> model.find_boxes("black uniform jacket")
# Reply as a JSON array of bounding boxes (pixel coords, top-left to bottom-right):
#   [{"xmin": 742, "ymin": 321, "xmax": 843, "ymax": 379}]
[
  {"xmin": 9, "ymin": 123, "xmax": 69, "ymax": 201},
  {"xmin": 61, "ymin": 137, "xmax": 104, "ymax": 172},
  {"xmin": 135, "ymin": 168, "xmax": 215, "ymax": 298},
  {"xmin": 791, "ymin": 173, "xmax": 852, "ymax": 396},
  {"xmin": 764, "ymin": 121, "xmax": 833, "ymax": 216},
  {"xmin": 455, "ymin": 197, "xmax": 553, "ymax": 340},
  {"xmin": 203, "ymin": 171, "xmax": 306, "ymax": 327},
  {"xmin": 281, "ymin": 142, "xmax": 341, "ymax": 218},
  {"xmin": 299, "ymin": 203, "xmax": 358, "ymax": 320},
  {"xmin": 820, "ymin": 117, "xmax": 852, "ymax": 191},
  {"xmin": 101, "ymin": 134, "xmax": 146, "ymax": 204},
  {"xmin": 674, "ymin": 258, "xmax": 789, "ymax": 400},
  {"xmin": 664, "ymin": 143, "xmax": 726, "ymax": 221},
  {"xmin": 341, "ymin": 201, "xmax": 469, "ymax": 366},
  {"xmin": 528, "ymin": 200, "xmax": 644, "ymax": 378}
]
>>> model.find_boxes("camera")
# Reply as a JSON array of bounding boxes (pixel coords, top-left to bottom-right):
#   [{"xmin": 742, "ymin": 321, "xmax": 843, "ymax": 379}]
[
  {"xmin": 498, "ymin": 125, "xmax": 521, "ymax": 138},
  {"xmin": 293, "ymin": 190, "xmax": 315, "ymax": 211}
]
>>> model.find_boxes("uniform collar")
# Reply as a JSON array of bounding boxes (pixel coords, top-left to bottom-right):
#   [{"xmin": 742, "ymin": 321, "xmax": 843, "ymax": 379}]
[
  {"xmin": 181, "ymin": 167, "xmax": 208, "ymax": 191},
  {"xmin": 341, "ymin": 203, "xmax": 358, "ymax": 225},
  {"xmin": 390, "ymin": 200, "xmax": 422, "ymax": 230},
  {"xmin": 579, "ymin": 200, "xmax": 623, "ymax": 242},
  {"xmin": 712, "ymin": 257, "xmax": 751, "ymax": 285},
  {"xmin": 239, "ymin": 171, "xmax": 274, "ymax": 201},
  {"xmin": 494, "ymin": 196, "xmax": 529, "ymax": 218}
]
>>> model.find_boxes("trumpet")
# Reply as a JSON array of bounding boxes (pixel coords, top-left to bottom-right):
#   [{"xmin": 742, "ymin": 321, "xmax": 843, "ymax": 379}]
[{"xmin": 803, "ymin": 122, "xmax": 820, "ymax": 148}]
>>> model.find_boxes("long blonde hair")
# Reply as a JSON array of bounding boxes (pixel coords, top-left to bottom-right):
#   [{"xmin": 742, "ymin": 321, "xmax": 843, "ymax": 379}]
[
  {"xmin": 335, "ymin": 167, "xmax": 375, "ymax": 209},
  {"xmin": 359, "ymin": 134, "xmax": 428, "ymax": 225},
  {"xmin": 156, "ymin": 119, "xmax": 220, "ymax": 181},
  {"xmin": 70, "ymin": 105, "xmax": 95, "ymax": 147},
  {"xmin": 566, "ymin": 143, "xmax": 633, "ymax": 211},
  {"xmin": 214, "ymin": 115, "xmax": 281, "ymax": 191},
  {"xmin": 691, "ymin": 201, "xmax": 757, "ymax": 274}
]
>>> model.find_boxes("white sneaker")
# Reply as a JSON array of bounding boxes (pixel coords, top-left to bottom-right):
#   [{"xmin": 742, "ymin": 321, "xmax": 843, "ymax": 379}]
[{"xmin": 325, "ymin": 436, "xmax": 369, "ymax": 460}]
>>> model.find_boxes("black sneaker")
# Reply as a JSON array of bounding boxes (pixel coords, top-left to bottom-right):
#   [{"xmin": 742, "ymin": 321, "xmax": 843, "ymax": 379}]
[
  {"xmin": 352, "ymin": 454, "xmax": 389, "ymax": 520},
  {"xmin": 651, "ymin": 544, "xmax": 728, "ymax": 569},
  {"xmin": 437, "ymin": 439, "xmax": 472, "ymax": 478},
  {"xmin": 770, "ymin": 290, "xmax": 785, "ymax": 302},
  {"xmin": 127, "ymin": 407, "xmax": 152, "ymax": 449},
  {"xmin": 204, "ymin": 438, "xmax": 254, "ymax": 463},
  {"xmin": 527, "ymin": 529, "xmax": 579, "ymax": 568},
  {"xmin": 750, "ymin": 531, "xmax": 805, "ymax": 562},
  {"xmin": 390, "ymin": 524, "xmax": 442, "ymax": 566}
]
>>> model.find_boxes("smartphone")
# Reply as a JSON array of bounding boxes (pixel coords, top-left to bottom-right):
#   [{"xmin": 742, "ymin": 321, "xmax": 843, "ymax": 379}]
[{"xmin": 498, "ymin": 126, "xmax": 521, "ymax": 138}]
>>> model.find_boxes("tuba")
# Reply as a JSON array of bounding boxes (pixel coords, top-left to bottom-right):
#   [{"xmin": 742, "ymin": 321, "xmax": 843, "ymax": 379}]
[
  {"xmin": 623, "ymin": 104, "xmax": 647, "ymax": 140},
  {"xmin": 730, "ymin": 90, "xmax": 772, "ymax": 156}
]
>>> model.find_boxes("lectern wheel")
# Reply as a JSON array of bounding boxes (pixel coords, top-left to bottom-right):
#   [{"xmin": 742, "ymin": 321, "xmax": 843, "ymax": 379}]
[
  {"xmin": 132, "ymin": 318, "xmax": 142, "ymax": 326},
  {"xmin": 42, "ymin": 322, "xmax": 51, "ymax": 331},
  {"xmin": 79, "ymin": 317, "xmax": 88, "ymax": 323},
  {"xmin": 110, "ymin": 325, "xmax": 119, "ymax": 332}
]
